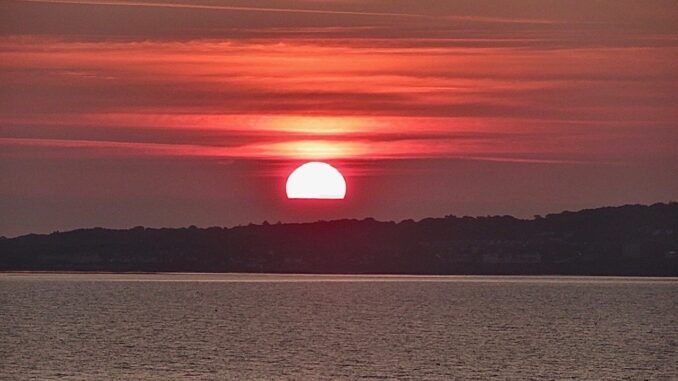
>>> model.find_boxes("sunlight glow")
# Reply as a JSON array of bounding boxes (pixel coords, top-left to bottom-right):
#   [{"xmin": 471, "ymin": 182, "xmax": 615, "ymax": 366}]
[
  {"xmin": 273, "ymin": 140, "xmax": 364, "ymax": 159},
  {"xmin": 263, "ymin": 116, "xmax": 368, "ymax": 134},
  {"xmin": 286, "ymin": 162, "xmax": 346, "ymax": 199}
]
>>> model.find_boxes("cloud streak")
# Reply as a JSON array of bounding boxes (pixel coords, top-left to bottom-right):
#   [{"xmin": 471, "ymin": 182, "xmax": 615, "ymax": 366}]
[
  {"xmin": 13, "ymin": 0, "xmax": 574, "ymax": 25},
  {"xmin": 15, "ymin": 0, "xmax": 435, "ymax": 19},
  {"xmin": 0, "ymin": 136, "xmax": 600, "ymax": 165}
]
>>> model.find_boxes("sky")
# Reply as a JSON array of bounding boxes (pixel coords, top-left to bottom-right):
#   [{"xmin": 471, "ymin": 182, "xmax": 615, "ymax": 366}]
[{"xmin": 1, "ymin": 0, "xmax": 677, "ymax": 237}]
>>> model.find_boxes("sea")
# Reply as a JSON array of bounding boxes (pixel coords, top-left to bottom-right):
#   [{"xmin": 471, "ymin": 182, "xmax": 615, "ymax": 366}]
[{"xmin": 1, "ymin": 273, "xmax": 676, "ymax": 380}]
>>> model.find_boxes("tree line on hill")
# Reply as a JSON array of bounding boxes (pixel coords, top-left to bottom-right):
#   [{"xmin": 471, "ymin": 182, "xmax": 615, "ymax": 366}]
[{"xmin": 1, "ymin": 203, "xmax": 677, "ymax": 275}]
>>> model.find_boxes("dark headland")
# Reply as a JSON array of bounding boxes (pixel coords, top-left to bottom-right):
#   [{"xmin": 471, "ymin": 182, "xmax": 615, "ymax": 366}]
[{"xmin": 1, "ymin": 203, "xmax": 677, "ymax": 275}]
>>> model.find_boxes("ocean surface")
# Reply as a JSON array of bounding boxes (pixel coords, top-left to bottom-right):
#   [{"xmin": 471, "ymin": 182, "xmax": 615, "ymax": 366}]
[{"xmin": 1, "ymin": 273, "xmax": 676, "ymax": 380}]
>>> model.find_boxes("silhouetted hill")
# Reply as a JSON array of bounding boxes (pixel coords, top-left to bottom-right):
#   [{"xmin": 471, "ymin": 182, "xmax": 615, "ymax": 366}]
[{"xmin": 1, "ymin": 203, "xmax": 677, "ymax": 275}]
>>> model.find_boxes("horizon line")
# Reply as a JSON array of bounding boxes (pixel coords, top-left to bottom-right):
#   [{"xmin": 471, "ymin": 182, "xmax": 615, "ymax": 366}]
[{"xmin": 3, "ymin": 201, "xmax": 675, "ymax": 239}]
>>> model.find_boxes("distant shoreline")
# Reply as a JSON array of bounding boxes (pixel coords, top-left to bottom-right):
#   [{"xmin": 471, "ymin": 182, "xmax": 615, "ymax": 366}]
[
  {"xmin": 2, "ymin": 203, "xmax": 676, "ymax": 276},
  {"xmin": 2, "ymin": 271, "xmax": 677, "ymax": 281}
]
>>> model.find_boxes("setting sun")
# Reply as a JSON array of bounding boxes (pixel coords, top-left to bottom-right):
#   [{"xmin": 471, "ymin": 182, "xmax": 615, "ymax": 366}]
[{"xmin": 286, "ymin": 162, "xmax": 346, "ymax": 199}]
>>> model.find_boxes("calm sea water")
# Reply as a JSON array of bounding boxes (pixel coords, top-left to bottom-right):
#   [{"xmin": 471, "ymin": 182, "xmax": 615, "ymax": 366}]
[{"xmin": 1, "ymin": 274, "xmax": 676, "ymax": 380}]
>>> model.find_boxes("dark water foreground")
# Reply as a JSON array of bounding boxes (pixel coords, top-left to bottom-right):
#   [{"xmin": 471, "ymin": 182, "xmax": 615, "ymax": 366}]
[{"xmin": 1, "ymin": 273, "xmax": 676, "ymax": 380}]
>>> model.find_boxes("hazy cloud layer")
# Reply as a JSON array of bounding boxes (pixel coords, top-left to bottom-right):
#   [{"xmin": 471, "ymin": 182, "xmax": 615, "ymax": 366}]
[{"xmin": 1, "ymin": 0, "xmax": 677, "ymax": 235}]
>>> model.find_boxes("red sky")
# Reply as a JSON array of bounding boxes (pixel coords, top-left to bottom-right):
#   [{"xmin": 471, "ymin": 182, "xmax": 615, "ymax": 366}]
[{"xmin": 1, "ymin": 0, "xmax": 677, "ymax": 236}]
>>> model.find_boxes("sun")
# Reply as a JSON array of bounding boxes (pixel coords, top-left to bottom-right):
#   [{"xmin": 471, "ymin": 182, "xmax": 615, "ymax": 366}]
[{"xmin": 286, "ymin": 162, "xmax": 346, "ymax": 199}]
